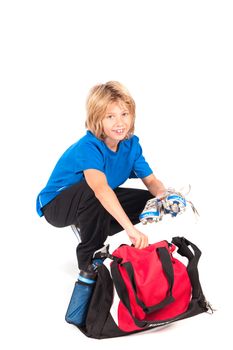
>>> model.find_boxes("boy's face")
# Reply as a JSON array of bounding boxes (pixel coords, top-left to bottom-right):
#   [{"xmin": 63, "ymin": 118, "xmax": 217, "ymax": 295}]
[{"xmin": 102, "ymin": 101, "xmax": 132, "ymax": 149}]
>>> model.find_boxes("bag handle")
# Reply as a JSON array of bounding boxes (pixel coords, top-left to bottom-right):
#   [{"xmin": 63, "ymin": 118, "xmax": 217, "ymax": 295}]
[
  {"xmin": 171, "ymin": 236, "xmax": 203, "ymax": 299},
  {"xmin": 111, "ymin": 246, "xmax": 175, "ymax": 315}
]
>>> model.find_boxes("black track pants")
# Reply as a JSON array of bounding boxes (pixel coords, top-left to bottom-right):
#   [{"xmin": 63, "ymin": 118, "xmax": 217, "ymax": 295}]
[{"xmin": 42, "ymin": 180, "xmax": 153, "ymax": 270}]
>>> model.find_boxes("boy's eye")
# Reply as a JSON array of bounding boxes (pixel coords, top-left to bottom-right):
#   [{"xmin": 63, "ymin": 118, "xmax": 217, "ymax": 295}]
[
  {"xmin": 122, "ymin": 112, "xmax": 128, "ymax": 117},
  {"xmin": 107, "ymin": 115, "xmax": 114, "ymax": 119}
]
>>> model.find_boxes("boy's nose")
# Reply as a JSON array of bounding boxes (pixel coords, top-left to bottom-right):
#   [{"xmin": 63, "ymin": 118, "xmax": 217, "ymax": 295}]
[{"xmin": 115, "ymin": 115, "xmax": 124, "ymax": 125}]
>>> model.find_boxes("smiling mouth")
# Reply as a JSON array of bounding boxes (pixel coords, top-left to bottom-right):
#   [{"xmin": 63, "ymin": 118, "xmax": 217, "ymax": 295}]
[{"xmin": 112, "ymin": 129, "xmax": 125, "ymax": 134}]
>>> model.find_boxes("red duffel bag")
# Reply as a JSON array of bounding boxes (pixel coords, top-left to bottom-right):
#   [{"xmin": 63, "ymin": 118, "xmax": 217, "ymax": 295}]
[{"xmin": 74, "ymin": 237, "xmax": 212, "ymax": 339}]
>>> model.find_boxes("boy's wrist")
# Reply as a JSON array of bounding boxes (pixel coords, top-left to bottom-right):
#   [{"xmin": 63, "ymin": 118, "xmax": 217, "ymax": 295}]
[
  {"xmin": 124, "ymin": 223, "xmax": 135, "ymax": 233},
  {"xmin": 156, "ymin": 189, "xmax": 167, "ymax": 199}
]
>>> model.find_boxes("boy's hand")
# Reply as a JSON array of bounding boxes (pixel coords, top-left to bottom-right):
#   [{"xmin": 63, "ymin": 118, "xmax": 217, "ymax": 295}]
[{"xmin": 126, "ymin": 227, "xmax": 149, "ymax": 249}]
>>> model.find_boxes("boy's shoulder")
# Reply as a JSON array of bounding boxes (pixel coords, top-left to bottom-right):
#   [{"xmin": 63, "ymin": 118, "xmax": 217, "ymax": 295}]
[
  {"xmin": 131, "ymin": 134, "xmax": 139, "ymax": 142},
  {"xmin": 126, "ymin": 134, "xmax": 140, "ymax": 146},
  {"xmin": 59, "ymin": 132, "xmax": 102, "ymax": 158},
  {"xmin": 70, "ymin": 131, "xmax": 105, "ymax": 156},
  {"xmin": 72, "ymin": 131, "xmax": 103, "ymax": 148}
]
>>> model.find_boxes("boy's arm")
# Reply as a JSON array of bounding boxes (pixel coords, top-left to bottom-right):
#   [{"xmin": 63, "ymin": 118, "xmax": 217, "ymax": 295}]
[
  {"xmin": 141, "ymin": 173, "xmax": 166, "ymax": 197},
  {"xmin": 84, "ymin": 169, "xmax": 148, "ymax": 249}
]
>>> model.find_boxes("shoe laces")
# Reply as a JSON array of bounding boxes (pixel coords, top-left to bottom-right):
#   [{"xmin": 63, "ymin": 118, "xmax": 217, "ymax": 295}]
[{"xmin": 144, "ymin": 198, "xmax": 160, "ymax": 211}]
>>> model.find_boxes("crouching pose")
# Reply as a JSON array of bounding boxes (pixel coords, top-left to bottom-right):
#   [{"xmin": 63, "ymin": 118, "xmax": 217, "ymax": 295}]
[{"xmin": 36, "ymin": 81, "xmax": 166, "ymax": 326}]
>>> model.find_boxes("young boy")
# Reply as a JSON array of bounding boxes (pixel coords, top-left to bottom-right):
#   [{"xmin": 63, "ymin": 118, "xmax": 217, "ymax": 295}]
[
  {"xmin": 36, "ymin": 81, "xmax": 167, "ymax": 325},
  {"xmin": 36, "ymin": 81, "xmax": 166, "ymax": 270}
]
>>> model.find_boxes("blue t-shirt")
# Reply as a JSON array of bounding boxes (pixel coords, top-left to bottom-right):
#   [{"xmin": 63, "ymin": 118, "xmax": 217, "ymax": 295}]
[{"xmin": 36, "ymin": 131, "xmax": 153, "ymax": 217}]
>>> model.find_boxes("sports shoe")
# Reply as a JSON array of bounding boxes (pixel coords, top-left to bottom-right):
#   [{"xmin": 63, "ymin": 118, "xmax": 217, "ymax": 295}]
[
  {"xmin": 162, "ymin": 191, "xmax": 187, "ymax": 217},
  {"xmin": 139, "ymin": 198, "xmax": 163, "ymax": 224}
]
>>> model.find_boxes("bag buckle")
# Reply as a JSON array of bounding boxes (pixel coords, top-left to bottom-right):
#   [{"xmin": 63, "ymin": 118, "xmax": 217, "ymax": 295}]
[{"xmin": 93, "ymin": 244, "xmax": 122, "ymax": 263}]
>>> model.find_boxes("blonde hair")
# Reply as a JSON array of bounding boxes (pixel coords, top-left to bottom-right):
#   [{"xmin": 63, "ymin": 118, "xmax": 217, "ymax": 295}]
[{"xmin": 85, "ymin": 81, "xmax": 136, "ymax": 140}]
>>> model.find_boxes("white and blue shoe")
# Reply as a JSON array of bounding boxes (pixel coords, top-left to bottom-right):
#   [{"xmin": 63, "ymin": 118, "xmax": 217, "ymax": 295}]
[
  {"xmin": 162, "ymin": 189, "xmax": 187, "ymax": 217},
  {"xmin": 139, "ymin": 198, "xmax": 163, "ymax": 224},
  {"xmin": 139, "ymin": 186, "xmax": 199, "ymax": 224}
]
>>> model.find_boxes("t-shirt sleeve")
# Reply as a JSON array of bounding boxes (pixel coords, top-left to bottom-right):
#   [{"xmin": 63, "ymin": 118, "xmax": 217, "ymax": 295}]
[
  {"xmin": 75, "ymin": 141, "xmax": 105, "ymax": 173},
  {"xmin": 130, "ymin": 140, "xmax": 153, "ymax": 178}
]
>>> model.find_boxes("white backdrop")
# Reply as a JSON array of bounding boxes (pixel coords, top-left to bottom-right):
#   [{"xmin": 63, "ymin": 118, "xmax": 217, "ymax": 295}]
[{"xmin": 0, "ymin": 1, "xmax": 232, "ymax": 349}]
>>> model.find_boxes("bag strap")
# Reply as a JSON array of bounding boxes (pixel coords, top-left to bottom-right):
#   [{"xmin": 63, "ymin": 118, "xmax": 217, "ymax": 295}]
[
  {"xmin": 171, "ymin": 236, "xmax": 203, "ymax": 298},
  {"xmin": 111, "ymin": 247, "xmax": 175, "ymax": 316},
  {"xmin": 121, "ymin": 247, "xmax": 175, "ymax": 313}
]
